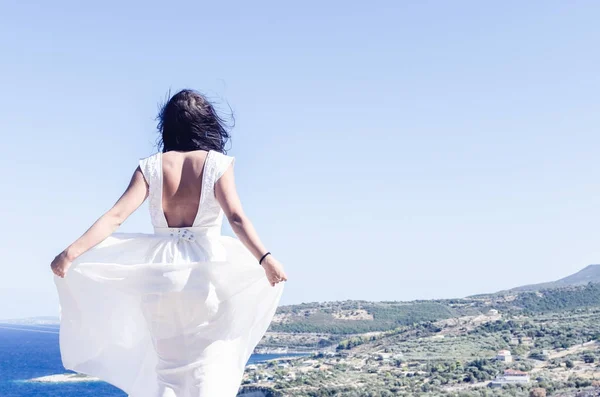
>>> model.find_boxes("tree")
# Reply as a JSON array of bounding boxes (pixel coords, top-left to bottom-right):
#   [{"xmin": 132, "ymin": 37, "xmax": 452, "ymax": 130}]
[
  {"xmin": 565, "ymin": 360, "xmax": 574, "ymax": 369},
  {"xmin": 530, "ymin": 388, "xmax": 546, "ymax": 397}
]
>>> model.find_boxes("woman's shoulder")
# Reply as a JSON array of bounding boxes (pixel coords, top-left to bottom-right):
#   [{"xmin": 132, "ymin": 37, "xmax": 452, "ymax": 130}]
[
  {"xmin": 138, "ymin": 150, "xmax": 232, "ymax": 167},
  {"xmin": 138, "ymin": 152, "xmax": 160, "ymax": 169},
  {"xmin": 139, "ymin": 152, "xmax": 161, "ymax": 162}
]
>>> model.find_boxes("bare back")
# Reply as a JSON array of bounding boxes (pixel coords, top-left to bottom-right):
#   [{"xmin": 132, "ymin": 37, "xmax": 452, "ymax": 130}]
[{"xmin": 161, "ymin": 150, "xmax": 210, "ymax": 228}]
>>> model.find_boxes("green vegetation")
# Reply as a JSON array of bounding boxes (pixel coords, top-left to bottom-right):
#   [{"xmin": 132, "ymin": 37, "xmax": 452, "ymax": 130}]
[
  {"xmin": 473, "ymin": 308, "xmax": 600, "ymax": 350},
  {"xmin": 271, "ymin": 301, "xmax": 467, "ymax": 334},
  {"xmin": 502, "ymin": 283, "xmax": 600, "ymax": 313},
  {"xmin": 250, "ymin": 275, "xmax": 600, "ymax": 396},
  {"xmin": 269, "ymin": 283, "xmax": 600, "ymax": 336}
]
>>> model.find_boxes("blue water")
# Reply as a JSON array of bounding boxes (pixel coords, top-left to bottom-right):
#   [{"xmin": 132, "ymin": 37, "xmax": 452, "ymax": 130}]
[{"xmin": 0, "ymin": 324, "xmax": 300, "ymax": 397}]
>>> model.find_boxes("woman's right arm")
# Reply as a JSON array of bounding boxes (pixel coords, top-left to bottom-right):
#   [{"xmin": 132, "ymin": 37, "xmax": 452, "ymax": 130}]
[{"xmin": 215, "ymin": 162, "xmax": 288, "ymax": 286}]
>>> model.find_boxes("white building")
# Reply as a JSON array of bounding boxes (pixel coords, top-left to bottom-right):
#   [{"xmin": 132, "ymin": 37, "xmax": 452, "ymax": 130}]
[
  {"xmin": 520, "ymin": 337, "xmax": 534, "ymax": 346},
  {"xmin": 495, "ymin": 350, "xmax": 513, "ymax": 363},
  {"xmin": 490, "ymin": 369, "xmax": 530, "ymax": 387}
]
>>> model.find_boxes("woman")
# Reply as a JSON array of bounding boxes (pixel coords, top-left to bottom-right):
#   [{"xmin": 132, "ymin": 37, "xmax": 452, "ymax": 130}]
[{"xmin": 51, "ymin": 89, "xmax": 288, "ymax": 397}]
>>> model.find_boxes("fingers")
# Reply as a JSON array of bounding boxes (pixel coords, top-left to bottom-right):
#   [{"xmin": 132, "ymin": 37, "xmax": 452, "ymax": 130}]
[
  {"xmin": 277, "ymin": 271, "xmax": 288, "ymax": 282},
  {"xmin": 51, "ymin": 264, "xmax": 65, "ymax": 278},
  {"xmin": 263, "ymin": 267, "xmax": 287, "ymax": 287},
  {"xmin": 269, "ymin": 274, "xmax": 288, "ymax": 286}
]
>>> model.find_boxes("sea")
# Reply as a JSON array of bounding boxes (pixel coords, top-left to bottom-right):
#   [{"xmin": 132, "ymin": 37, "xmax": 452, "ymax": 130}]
[{"xmin": 0, "ymin": 324, "xmax": 302, "ymax": 397}]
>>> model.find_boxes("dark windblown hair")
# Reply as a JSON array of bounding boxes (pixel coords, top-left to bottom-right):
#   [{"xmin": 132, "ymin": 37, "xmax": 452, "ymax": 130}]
[{"xmin": 156, "ymin": 89, "xmax": 233, "ymax": 153}]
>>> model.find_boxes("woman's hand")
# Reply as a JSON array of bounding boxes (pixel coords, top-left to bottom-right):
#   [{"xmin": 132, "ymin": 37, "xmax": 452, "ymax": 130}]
[
  {"xmin": 51, "ymin": 251, "xmax": 72, "ymax": 278},
  {"xmin": 261, "ymin": 255, "xmax": 288, "ymax": 287}
]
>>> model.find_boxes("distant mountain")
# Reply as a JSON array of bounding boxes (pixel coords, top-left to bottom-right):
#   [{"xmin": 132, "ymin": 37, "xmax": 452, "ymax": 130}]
[
  {"xmin": 506, "ymin": 264, "xmax": 600, "ymax": 293},
  {"xmin": 0, "ymin": 316, "xmax": 59, "ymax": 325}
]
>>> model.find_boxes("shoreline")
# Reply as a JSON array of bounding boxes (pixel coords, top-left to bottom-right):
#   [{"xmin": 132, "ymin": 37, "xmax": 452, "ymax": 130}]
[{"xmin": 23, "ymin": 352, "xmax": 309, "ymax": 384}]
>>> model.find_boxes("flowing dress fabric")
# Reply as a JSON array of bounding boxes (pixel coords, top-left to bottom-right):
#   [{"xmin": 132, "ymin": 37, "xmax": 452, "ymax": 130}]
[{"xmin": 53, "ymin": 150, "xmax": 285, "ymax": 397}]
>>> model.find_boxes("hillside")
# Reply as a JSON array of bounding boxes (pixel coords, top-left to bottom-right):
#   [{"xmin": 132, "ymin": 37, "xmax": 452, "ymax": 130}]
[
  {"xmin": 243, "ymin": 300, "xmax": 600, "ymax": 396},
  {"xmin": 269, "ymin": 300, "xmax": 482, "ymax": 335},
  {"xmin": 258, "ymin": 281, "xmax": 600, "ymax": 353},
  {"xmin": 269, "ymin": 265, "xmax": 600, "ymax": 338},
  {"xmin": 507, "ymin": 264, "xmax": 600, "ymax": 292}
]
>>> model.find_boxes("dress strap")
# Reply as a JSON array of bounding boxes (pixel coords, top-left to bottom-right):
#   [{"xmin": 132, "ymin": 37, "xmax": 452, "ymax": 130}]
[
  {"xmin": 213, "ymin": 151, "xmax": 235, "ymax": 183},
  {"xmin": 204, "ymin": 151, "xmax": 235, "ymax": 198},
  {"xmin": 191, "ymin": 150, "xmax": 234, "ymax": 227},
  {"xmin": 139, "ymin": 152, "xmax": 169, "ymax": 228}
]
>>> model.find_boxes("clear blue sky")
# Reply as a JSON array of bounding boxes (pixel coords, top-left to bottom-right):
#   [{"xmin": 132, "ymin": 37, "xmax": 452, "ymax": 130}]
[{"xmin": 1, "ymin": 1, "xmax": 599, "ymax": 319}]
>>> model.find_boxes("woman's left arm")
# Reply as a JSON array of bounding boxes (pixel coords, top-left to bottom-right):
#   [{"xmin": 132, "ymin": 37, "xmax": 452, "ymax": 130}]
[{"xmin": 50, "ymin": 166, "xmax": 149, "ymax": 278}]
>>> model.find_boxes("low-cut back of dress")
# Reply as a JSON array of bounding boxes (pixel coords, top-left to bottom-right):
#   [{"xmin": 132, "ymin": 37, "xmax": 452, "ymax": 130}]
[{"xmin": 53, "ymin": 150, "xmax": 285, "ymax": 397}]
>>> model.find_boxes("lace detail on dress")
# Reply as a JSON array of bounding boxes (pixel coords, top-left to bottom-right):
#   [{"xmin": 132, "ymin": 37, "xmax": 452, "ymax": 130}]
[
  {"xmin": 140, "ymin": 153, "xmax": 169, "ymax": 228},
  {"xmin": 191, "ymin": 150, "xmax": 234, "ymax": 227},
  {"xmin": 201, "ymin": 150, "xmax": 217, "ymax": 209},
  {"xmin": 192, "ymin": 150, "xmax": 216, "ymax": 226}
]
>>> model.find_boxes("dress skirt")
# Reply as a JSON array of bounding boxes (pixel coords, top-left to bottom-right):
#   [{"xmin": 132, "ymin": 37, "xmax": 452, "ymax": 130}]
[{"xmin": 53, "ymin": 227, "xmax": 285, "ymax": 397}]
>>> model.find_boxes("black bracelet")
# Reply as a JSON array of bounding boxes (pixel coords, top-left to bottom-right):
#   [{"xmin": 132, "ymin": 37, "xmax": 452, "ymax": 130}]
[{"xmin": 259, "ymin": 251, "xmax": 271, "ymax": 265}]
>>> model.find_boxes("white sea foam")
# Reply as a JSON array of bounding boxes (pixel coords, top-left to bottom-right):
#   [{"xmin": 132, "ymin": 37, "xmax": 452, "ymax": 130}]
[{"xmin": 27, "ymin": 373, "xmax": 101, "ymax": 383}]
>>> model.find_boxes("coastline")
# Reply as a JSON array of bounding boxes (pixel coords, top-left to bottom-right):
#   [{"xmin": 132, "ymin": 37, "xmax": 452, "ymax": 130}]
[{"xmin": 23, "ymin": 352, "xmax": 309, "ymax": 384}]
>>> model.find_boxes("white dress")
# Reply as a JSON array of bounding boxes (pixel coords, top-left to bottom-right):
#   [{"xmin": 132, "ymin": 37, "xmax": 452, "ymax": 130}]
[{"xmin": 53, "ymin": 150, "xmax": 285, "ymax": 397}]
